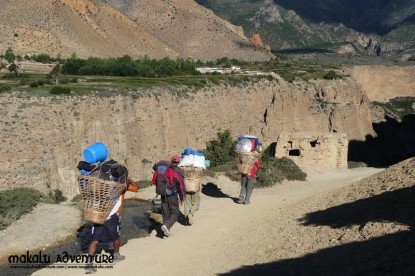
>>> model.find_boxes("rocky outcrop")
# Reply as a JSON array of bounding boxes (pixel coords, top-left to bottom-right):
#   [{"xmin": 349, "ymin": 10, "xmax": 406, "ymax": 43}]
[
  {"xmin": 250, "ymin": 34, "xmax": 264, "ymax": 48},
  {"xmin": 249, "ymin": 33, "xmax": 271, "ymax": 52},
  {"xmin": 264, "ymin": 44, "xmax": 271, "ymax": 52},
  {"xmin": 0, "ymin": 77, "xmax": 374, "ymax": 199}
]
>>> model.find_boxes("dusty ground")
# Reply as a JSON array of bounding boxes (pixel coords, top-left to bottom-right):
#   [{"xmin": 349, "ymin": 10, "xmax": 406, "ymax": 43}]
[{"xmin": 3, "ymin": 159, "xmax": 415, "ymax": 275}]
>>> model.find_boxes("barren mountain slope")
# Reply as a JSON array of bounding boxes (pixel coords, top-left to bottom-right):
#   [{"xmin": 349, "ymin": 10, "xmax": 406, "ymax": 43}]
[
  {"xmin": 0, "ymin": 0, "xmax": 273, "ymax": 61},
  {"xmin": 0, "ymin": 0, "xmax": 178, "ymax": 59},
  {"xmin": 105, "ymin": 0, "xmax": 274, "ymax": 61}
]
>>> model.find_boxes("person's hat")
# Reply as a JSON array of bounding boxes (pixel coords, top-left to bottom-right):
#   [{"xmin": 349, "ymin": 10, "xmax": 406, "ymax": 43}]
[{"xmin": 171, "ymin": 155, "xmax": 180, "ymax": 163}]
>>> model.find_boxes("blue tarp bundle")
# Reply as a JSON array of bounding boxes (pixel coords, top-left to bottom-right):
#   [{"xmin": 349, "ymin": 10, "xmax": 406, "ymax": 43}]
[{"xmin": 181, "ymin": 146, "xmax": 205, "ymax": 157}]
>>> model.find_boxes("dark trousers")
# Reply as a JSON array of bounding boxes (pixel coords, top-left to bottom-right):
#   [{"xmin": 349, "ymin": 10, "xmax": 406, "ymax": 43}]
[
  {"xmin": 239, "ymin": 176, "xmax": 255, "ymax": 203},
  {"xmin": 161, "ymin": 195, "xmax": 180, "ymax": 229}
]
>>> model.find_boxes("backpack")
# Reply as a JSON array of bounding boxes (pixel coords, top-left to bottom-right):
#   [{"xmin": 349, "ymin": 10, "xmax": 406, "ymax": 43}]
[
  {"xmin": 88, "ymin": 159, "xmax": 128, "ymax": 184},
  {"xmin": 154, "ymin": 163, "xmax": 176, "ymax": 196}
]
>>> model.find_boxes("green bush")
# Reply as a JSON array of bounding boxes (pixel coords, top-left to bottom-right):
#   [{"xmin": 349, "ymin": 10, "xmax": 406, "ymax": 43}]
[
  {"xmin": 5, "ymin": 47, "xmax": 15, "ymax": 63},
  {"xmin": 19, "ymin": 78, "xmax": 30, "ymax": 86},
  {"xmin": 372, "ymin": 97, "xmax": 415, "ymax": 120},
  {"xmin": 33, "ymin": 53, "xmax": 52, "ymax": 63},
  {"xmin": 212, "ymin": 157, "xmax": 306, "ymax": 188},
  {"xmin": 0, "ymin": 85, "xmax": 11, "ymax": 93},
  {"xmin": 256, "ymin": 161, "xmax": 286, "ymax": 188},
  {"xmin": 61, "ymin": 55, "xmax": 198, "ymax": 77},
  {"xmin": 48, "ymin": 189, "xmax": 67, "ymax": 203},
  {"xmin": 71, "ymin": 194, "xmax": 82, "ymax": 202},
  {"xmin": 205, "ymin": 161, "xmax": 236, "ymax": 177},
  {"xmin": 136, "ymin": 180, "xmax": 152, "ymax": 189},
  {"xmin": 207, "ymin": 161, "xmax": 235, "ymax": 173},
  {"xmin": 50, "ymin": 86, "xmax": 71, "ymax": 94},
  {"xmin": 30, "ymin": 81, "xmax": 39, "ymax": 87},
  {"xmin": 256, "ymin": 157, "xmax": 306, "ymax": 188},
  {"xmin": 0, "ymin": 188, "xmax": 45, "ymax": 230},
  {"xmin": 324, "ymin": 70, "xmax": 338, "ymax": 80},
  {"xmin": 225, "ymin": 169, "xmax": 241, "ymax": 182},
  {"xmin": 60, "ymin": 78, "xmax": 69, "ymax": 85},
  {"xmin": 267, "ymin": 157, "xmax": 307, "ymax": 181},
  {"xmin": 204, "ymin": 129, "xmax": 236, "ymax": 167}
]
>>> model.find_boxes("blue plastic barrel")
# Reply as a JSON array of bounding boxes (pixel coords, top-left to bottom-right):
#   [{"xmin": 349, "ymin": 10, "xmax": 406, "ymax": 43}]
[{"xmin": 83, "ymin": 142, "xmax": 108, "ymax": 164}]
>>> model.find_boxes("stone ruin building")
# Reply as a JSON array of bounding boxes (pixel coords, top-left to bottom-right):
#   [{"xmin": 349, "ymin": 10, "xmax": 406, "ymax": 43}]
[{"xmin": 273, "ymin": 132, "xmax": 348, "ymax": 169}]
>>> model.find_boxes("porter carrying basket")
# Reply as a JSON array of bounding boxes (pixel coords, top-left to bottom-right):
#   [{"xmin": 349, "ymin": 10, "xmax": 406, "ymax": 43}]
[
  {"xmin": 181, "ymin": 166, "xmax": 204, "ymax": 193},
  {"xmin": 235, "ymin": 151, "xmax": 261, "ymax": 174},
  {"xmin": 78, "ymin": 175, "xmax": 127, "ymax": 224}
]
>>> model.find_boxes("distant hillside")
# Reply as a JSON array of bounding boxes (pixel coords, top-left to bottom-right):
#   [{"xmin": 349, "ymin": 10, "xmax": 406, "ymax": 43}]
[
  {"xmin": 196, "ymin": 0, "xmax": 415, "ymax": 59},
  {"xmin": 0, "ymin": 0, "xmax": 273, "ymax": 61}
]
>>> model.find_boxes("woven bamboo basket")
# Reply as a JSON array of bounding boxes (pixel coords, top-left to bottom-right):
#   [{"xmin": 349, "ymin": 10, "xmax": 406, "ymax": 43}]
[
  {"xmin": 181, "ymin": 166, "xmax": 204, "ymax": 193},
  {"xmin": 235, "ymin": 151, "xmax": 261, "ymax": 174},
  {"xmin": 78, "ymin": 175, "xmax": 127, "ymax": 224}
]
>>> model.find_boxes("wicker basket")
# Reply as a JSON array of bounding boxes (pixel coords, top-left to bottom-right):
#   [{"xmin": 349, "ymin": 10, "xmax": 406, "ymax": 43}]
[
  {"xmin": 235, "ymin": 151, "xmax": 261, "ymax": 174},
  {"xmin": 181, "ymin": 166, "xmax": 204, "ymax": 193},
  {"xmin": 78, "ymin": 175, "xmax": 127, "ymax": 224}
]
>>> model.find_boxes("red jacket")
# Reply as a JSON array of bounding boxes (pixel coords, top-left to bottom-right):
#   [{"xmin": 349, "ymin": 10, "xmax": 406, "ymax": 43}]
[
  {"xmin": 243, "ymin": 160, "xmax": 261, "ymax": 178},
  {"xmin": 151, "ymin": 165, "xmax": 185, "ymax": 201}
]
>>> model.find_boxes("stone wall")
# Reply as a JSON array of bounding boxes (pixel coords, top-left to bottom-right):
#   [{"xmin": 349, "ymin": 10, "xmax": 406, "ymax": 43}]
[{"xmin": 275, "ymin": 132, "xmax": 348, "ymax": 169}]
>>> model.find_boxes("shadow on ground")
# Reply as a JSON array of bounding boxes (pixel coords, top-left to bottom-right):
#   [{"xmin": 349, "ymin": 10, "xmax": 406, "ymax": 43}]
[
  {"xmin": 201, "ymin": 182, "xmax": 239, "ymax": 203},
  {"xmin": 220, "ymin": 185, "xmax": 415, "ymax": 275}
]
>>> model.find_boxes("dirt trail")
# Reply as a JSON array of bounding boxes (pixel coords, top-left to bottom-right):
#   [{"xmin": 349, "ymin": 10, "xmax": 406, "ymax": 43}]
[{"xmin": 31, "ymin": 166, "xmax": 383, "ymax": 276}]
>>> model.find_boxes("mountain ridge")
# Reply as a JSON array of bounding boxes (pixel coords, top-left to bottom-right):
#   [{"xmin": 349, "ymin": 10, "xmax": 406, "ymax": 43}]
[
  {"xmin": 0, "ymin": 0, "xmax": 273, "ymax": 61},
  {"xmin": 196, "ymin": 0, "xmax": 415, "ymax": 59}
]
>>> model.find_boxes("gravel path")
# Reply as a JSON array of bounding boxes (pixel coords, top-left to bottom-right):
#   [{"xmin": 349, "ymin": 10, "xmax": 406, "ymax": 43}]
[{"xmin": 31, "ymin": 166, "xmax": 394, "ymax": 276}]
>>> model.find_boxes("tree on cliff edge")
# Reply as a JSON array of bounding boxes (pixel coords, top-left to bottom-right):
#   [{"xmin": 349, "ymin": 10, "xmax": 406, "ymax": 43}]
[{"xmin": 49, "ymin": 64, "xmax": 61, "ymax": 85}]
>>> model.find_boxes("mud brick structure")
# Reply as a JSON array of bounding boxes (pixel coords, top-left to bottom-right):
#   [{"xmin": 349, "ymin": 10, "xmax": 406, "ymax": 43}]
[{"xmin": 275, "ymin": 132, "xmax": 348, "ymax": 169}]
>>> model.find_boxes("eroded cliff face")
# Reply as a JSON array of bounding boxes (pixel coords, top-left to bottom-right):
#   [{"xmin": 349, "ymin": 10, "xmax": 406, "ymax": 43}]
[
  {"xmin": 0, "ymin": 77, "xmax": 374, "ymax": 198},
  {"xmin": 346, "ymin": 65, "xmax": 415, "ymax": 102}
]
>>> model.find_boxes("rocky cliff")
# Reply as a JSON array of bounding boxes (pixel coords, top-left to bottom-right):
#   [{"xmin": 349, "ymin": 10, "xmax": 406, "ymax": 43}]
[
  {"xmin": 0, "ymin": 76, "xmax": 374, "ymax": 199},
  {"xmin": 346, "ymin": 66, "xmax": 415, "ymax": 102}
]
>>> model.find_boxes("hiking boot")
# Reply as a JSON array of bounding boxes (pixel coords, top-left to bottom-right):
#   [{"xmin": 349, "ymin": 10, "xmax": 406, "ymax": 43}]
[
  {"xmin": 162, "ymin": 233, "xmax": 173, "ymax": 238},
  {"xmin": 161, "ymin": 224, "xmax": 171, "ymax": 237},
  {"xmin": 85, "ymin": 263, "xmax": 96, "ymax": 274},
  {"xmin": 188, "ymin": 214, "xmax": 194, "ymax": 225},
  {"xmin": 237, "ymin": 197, "xmax": 244, "ymax": 204},
  {"xmin": 113, "ymin": 253, "xmax": 126, "ymax": 263}
]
